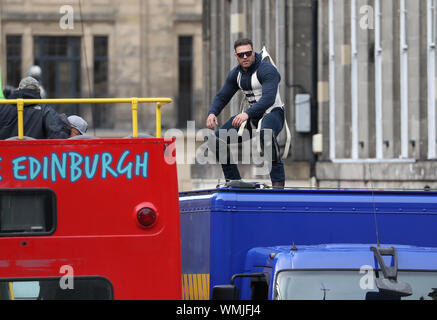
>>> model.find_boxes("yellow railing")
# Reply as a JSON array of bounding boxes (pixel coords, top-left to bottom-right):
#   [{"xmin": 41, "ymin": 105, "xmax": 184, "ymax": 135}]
[
  {"xmin": 8, "ymin": 282, "xmax": 14, "ymax": 300},
  {"xmin": 0, "ymin": 98, "xmax": 172, "ymax": 140}
]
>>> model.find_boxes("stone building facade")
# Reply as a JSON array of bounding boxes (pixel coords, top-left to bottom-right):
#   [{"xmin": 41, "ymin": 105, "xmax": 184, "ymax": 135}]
[
  {"xmin": 317, "ymin": 0, "xmax": 437, "ymax": 190},
  {"xmin": 200, "ymin": 0, "xmax": 437, "ymax": 190},
  {"xmin": 0, "ymin": 0, "xmax": 203, "ymax": 134}
]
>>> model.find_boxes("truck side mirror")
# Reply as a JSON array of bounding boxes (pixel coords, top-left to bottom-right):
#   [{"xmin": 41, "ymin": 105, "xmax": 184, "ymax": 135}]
[
  {"xmin": 212, "ymin": 273, "xmax": 267, "ymax": 300},
  {"xmin": 212, "ymin": 285, "xmax": 239, "ymax": 300},
  {"xmin": 250, "ymin": 278, "xmax": 269, "ymax": 300}
]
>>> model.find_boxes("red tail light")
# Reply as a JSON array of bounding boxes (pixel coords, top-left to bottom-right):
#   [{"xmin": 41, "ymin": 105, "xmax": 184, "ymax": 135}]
[{"xmin": 137, "ymin": 207, "xmax": 156, "ymax": 228}]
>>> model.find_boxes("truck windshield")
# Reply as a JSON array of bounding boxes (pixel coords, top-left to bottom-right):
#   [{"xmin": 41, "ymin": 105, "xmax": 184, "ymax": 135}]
[{"xmin": 275, "ymin": 270, "xmax": 437, "ymax": 300}]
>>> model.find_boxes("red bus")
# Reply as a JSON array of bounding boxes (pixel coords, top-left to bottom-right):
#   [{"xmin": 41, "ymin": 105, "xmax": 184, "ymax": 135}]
[{"xmin": 0, "ymin": 98, "xmax": 181, "ymax": 300}]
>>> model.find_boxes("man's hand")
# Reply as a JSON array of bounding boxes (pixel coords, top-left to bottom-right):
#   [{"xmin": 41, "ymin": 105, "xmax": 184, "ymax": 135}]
[
  {"xmin": 232, "ymin": 112, "xmax": 249, "ymax": 128},
  {"xmin": 206, "ymin": 114, "xmax": 219, "ymax": 130}
]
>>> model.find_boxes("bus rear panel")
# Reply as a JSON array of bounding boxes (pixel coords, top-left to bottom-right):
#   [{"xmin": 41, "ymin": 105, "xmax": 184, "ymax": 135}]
[{"xmin": 0, "ymin": 137, "xmax": 181, "ymax": 300}]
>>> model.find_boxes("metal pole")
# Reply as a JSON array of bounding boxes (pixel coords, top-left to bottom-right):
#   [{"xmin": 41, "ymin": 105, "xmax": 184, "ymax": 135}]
[
  {"xmin": 156, "ymin": 102, "xmax": 162, "ymax": 138},
  {"xmin": 329, "ymin": 0, "xmax": 336, "ymax": 160},
  {"xmin": 351, "ymin": 0, "xmax": 358, "ymax": 160},
  {"xmin": 375, "ymin": 0, "xmax": 383, "ymax": 159},
  {"xmin": 428, "ymin": 0, "xmax": 436, "ymax": 159},
  {"xmin": 17, "ymin": 99, "xmax": 24, "ymax": 140},
  {"xmin": 131, "ymin": 98, "xmax": 139, "ymax": 138},
  {"xmin": 400, "ymin": 0, "xmax": 409, "ymax": 159}
]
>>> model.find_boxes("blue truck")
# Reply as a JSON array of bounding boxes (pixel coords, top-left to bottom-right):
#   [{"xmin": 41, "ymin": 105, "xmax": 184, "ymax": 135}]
[{"xmin": 180, "ymin": 186, "xmax": 437, "ymax": 300}]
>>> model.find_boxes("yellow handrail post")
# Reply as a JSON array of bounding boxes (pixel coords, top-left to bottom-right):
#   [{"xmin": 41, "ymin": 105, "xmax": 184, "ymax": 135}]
[
  {"xmin": 8, "ymin": 282, "xmax": 14, "ymax": 300},
  {"xmin": 131, "ymin": 98, "xmax": 139, "ymax": 138},
  {"xmin": 17, "ymin": 99, "xmax": 24, "ymax": 140},
  {"xmin": 156, "ymin": 102, "xmax": 162, "ymax": 138}
]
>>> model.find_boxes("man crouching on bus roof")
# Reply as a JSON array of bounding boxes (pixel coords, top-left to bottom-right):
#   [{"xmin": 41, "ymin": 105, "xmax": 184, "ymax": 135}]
[{"xmin": 0, "ymin": 76, "xmax": 71, "ymax": 140}]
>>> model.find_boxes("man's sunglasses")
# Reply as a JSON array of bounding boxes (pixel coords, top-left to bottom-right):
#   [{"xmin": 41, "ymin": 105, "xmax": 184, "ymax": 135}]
[{"xmin": 236, "ymin": 51, "xmax": 253, "ymax": 58}]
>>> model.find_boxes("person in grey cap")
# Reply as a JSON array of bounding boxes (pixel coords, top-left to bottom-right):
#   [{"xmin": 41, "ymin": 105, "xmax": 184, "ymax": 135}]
[
  {"xmin": 0, "ymin": 76, "xmax": 70, "ymax": 139},
  {"xmin": 68, "ymin": 115, "xmax": 88, "ymax": 137},
  {"xmin": 18, "ymin": 76, "xmax": 39, "ymax": 90}
]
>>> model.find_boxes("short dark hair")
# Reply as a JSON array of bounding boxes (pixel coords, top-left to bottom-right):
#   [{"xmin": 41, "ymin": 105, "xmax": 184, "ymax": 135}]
[{"xmin": 234, "ymin": 38, "xmax": 253, "ymax": 51}]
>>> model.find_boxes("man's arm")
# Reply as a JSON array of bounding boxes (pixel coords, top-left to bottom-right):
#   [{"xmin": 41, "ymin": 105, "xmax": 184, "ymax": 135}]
[
  {"xmin": 207, "ymin": 68, "xmax": 240, "ymax": 117},
  {"xmin": 244, "ymin": 62, "xmax": 281, "ymax": 119}
]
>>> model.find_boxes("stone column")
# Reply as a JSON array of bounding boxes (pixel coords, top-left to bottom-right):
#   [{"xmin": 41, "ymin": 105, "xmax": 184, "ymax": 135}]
[
  {"xmin": 317, "ymin": 0, "xmax": 330, "ymax": 161},
  {"xmin": 381, "ymin": 0, "xmax": 396, "ymax": 159},
  {"xmin": 22, "ymin": 25, "xmax": 33, "ymax": 78}
]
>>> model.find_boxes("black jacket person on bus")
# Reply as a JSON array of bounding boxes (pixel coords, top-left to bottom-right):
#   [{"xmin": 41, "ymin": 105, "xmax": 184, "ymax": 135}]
[{"xmin": 0, "ymin": 77, "xmax": 70, "ymax": 140}]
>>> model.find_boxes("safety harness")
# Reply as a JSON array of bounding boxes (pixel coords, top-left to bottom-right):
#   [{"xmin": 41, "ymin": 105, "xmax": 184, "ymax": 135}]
[{"xmin": 236, "ymin": 47, "xmax": 291, "ymax": 160}]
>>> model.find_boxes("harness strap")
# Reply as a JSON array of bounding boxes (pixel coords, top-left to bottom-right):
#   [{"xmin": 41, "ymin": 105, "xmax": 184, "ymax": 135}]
[{"xmin": 236, "ymin": 49, "xmax": 291, "ymax": 160}]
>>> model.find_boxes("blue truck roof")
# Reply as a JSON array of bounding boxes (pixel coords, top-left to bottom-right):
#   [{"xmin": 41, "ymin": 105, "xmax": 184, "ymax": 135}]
[
  {"xmin": 180, "ymin": 188, "xmax": 437, "ymax": 215},
  {"xmin": 180, "ymin": 188, "xmax": 437, "ymax": 297},
  {"xmin": 246, "ymin": 244, "xmax": 437, "ymax": 271}
]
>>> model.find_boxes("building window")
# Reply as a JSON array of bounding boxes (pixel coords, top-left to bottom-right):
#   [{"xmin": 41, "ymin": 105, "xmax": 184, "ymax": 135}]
[
  {"xmin": 34, "ymin": 36, "xmax": 81, "ymax": 115},
  {"xmin": 178, "ymin": 36, "xmax": 193, "ymax": 127},
  {"xmin": 93, "ymin": 36, "xmax": 110, "ymax": 128},
  {"xmin": 6, "ymin": 35, "xmax": 22, "ymax": 89}
]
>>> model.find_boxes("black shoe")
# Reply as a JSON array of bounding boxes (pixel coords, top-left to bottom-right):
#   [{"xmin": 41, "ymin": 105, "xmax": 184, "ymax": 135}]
[
  {"xmin": 272, "ymin": 181, "xmax": 285, "ymax": 189},
  {"xmin": 225, "ymin": 180, "xmax": 261, "ymax": 189}
]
